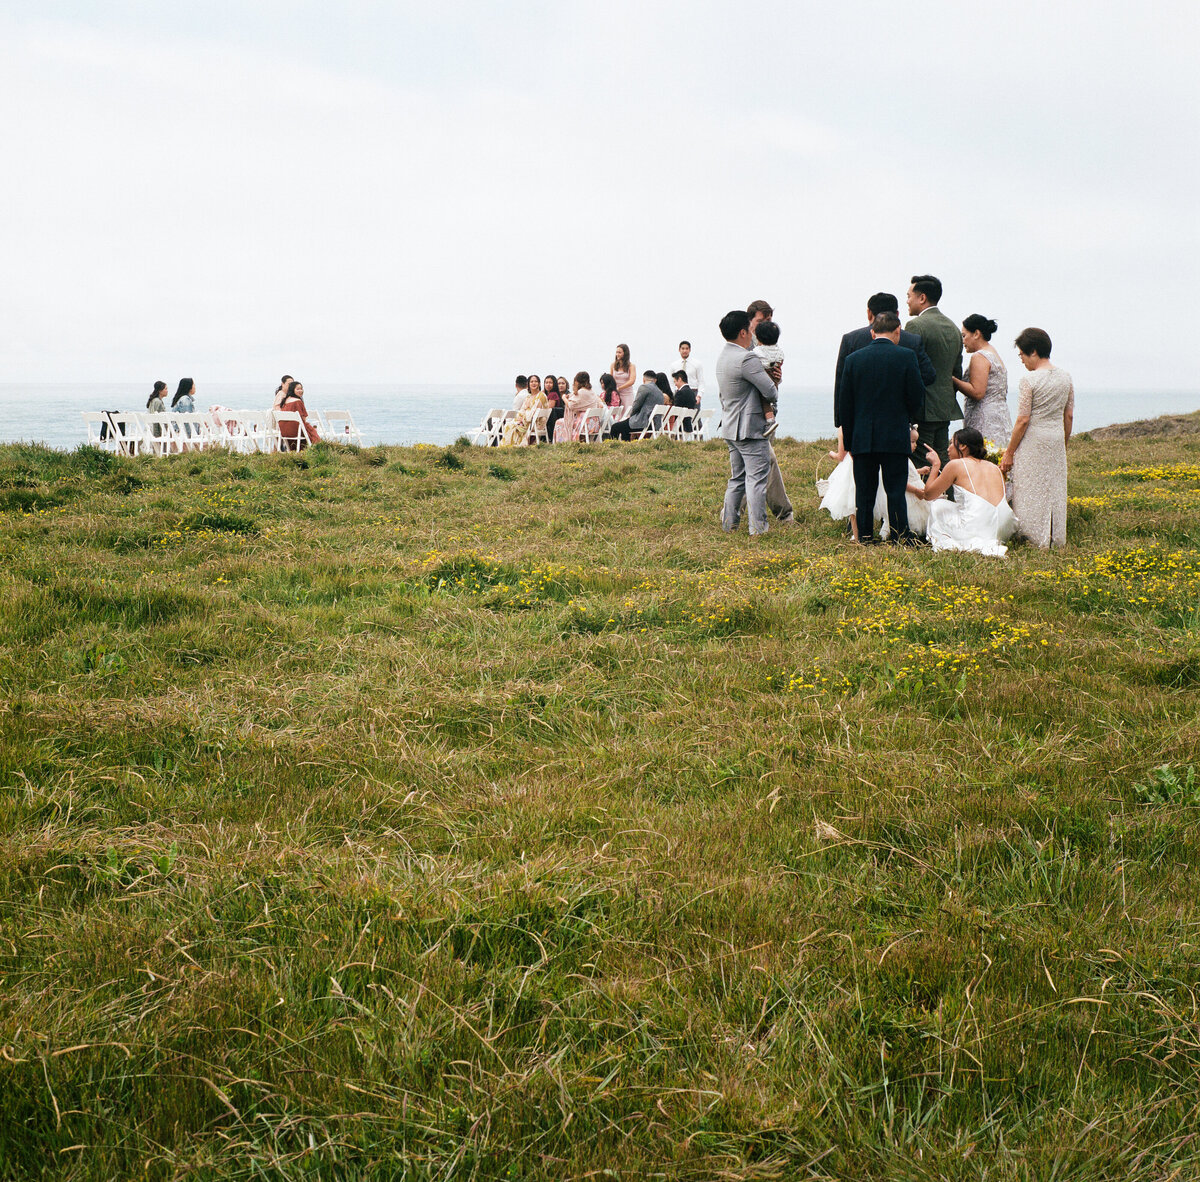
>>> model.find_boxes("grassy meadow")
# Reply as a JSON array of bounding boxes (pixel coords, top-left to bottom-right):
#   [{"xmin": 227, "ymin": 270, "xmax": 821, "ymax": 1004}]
[{"xmin": 2, "ymin": 421, "xmax": 1200, "ymax": 1180}]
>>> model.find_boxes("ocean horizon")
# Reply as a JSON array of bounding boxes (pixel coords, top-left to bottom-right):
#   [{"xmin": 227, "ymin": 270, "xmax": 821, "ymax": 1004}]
[{"xmin": 1, "ymin": 382, "xmax": 1196, "ymax": 452}]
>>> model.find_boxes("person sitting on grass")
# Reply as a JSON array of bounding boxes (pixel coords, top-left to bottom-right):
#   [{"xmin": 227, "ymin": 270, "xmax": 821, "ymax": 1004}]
[{"xmin": 913, "ymin": 426, "xmax": 1017, "ymax": 556}]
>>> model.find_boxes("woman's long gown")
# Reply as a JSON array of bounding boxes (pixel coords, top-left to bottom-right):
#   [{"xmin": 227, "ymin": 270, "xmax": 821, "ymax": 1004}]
[
  {"xmin": 818, "ymin": 455, "xmax": 931, "ymax": 539},
  {"xmin": 926, "ymin": 465, "xmax": 1018, "ymax": 557},
  {"xmin": 963, "ymin": 350, "xmax": 1012, "ymax": 446},
  {"xmin": 1010, "ymin": 367, "xmax": 1074, "ymax": 549}
]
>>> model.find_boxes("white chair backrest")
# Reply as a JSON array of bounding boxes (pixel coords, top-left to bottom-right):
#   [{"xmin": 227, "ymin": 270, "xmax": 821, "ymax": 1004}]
[
  {"xmin": 273, "ymin": 410, "xmax": 310, "ymax": 451},
  {"xmin": 323, "ymin": 410, "xmax": 362, "ymax": 444},
  {"xmin": 82, "ymin": 412, "xmax": 113, "ymax": 449},
  {"xmin": 109, "ymin": 412, "xmax": 149, "ymax": 454},
  {"xmin": 529, "ymin": 406, "xmax": 550, "ymax": 443}
]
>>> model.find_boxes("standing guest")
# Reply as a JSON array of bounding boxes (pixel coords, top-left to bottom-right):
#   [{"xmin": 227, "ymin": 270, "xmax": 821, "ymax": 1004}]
[
  {"xmin": 834, "ymin": 293, "xmax": 936, "ymax": 429},
  {"xmin": 610, "ymin": 345, "xmax": 637, "ymax": 415},
  {"xmin": 273, "ymin": 375, "xmax": 294, "ymax": 410},
  {"xmin": 555, "ymin": 372, "xmax": 605, "ymax": 442},
  {"xmin": 904, "ymin": 274, "xmax": 963, "ymax": 463},
  {"xmin": 839, "ymin": 312, "xmax": 925, "ymax": 544},
  {"xmin": 717, "ymin": 310, "xmax": 778, "ymax": 535},
  {"xmin": 678, "ymin": 341, "xmax": 705, "ymax": 404},
  {"xmin": 953, "ymin": 315, "xmax": 1012, "ymax": 446},
  {"xmin": 670, "ymin": 370, "xmax": 698, "ymax": 433},
  {"xmin": 610, "ymin": 370, "xmax": 664, "ymax": 441},
  {"xmin": 277, "ymin": 379, "xmax": 321, "ymax": 450},
  {"xmin": 746, "ymin": 299, "xmax": 795, "ymax": 524},
  {"xmin": 1001, "ymin": 328, "xmax": 1074, "ymax": 550}
]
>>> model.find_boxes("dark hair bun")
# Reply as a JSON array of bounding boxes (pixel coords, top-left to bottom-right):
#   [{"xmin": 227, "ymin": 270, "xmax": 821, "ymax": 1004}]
[{"xmin": 985, "ymin": 318, "xmax": 997, "ymax": 336}]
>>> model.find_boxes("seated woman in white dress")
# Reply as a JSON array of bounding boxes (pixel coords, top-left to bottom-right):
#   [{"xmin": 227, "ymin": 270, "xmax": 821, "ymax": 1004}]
[
  {"xmin": 912, "ymin": 427, "xmax": 1017, "ymax": 556},
  {"xmin": 819, "ymin": 424, "xmax": 931, "ymax": 542}
]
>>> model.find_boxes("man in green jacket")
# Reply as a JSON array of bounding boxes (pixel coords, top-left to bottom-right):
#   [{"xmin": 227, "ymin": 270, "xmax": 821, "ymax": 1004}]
[{"xmin": 905, "ymin": 274, "xmax": 963, "ymax": 463}]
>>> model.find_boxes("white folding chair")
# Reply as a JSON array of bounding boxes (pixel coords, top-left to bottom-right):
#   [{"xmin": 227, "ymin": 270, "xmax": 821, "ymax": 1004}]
[
  {"xmin": 108, "ymin": 412, "xmax": 151, "ymax": 456},
  {"xmin": 528, "ymin": 406, "xmax": 550, "ymax": 444},
  {"xmin": 82, "ymin": 412, "xmax": 116, "ymax": 451},
  {"xmin": 697, "ymin": 409, "xmax": 717, "ymax": 440},
  {"xmin": 663, "ymin": 407, "xmax": 687, "ymax": 440},
  {"xmin": 273, "ymin": 410, "xmax": 310, "ymax": 451},
  {"xmin": 577, "ymin": 408, "xmax": 607, "ymax": 443},
  {"xmin": 323, "ymin": 410, "xmax": 363, "ymax": 444},
  {"xmin": 472, "ymin": 408, "xmax": 505, "ymax": 446},
  {"xmin": 639, "ymin": 405, "xmax": 667, "ymax": 440}
]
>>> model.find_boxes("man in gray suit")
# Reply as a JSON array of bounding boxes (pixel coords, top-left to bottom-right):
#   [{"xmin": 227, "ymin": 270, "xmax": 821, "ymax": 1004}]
[
  {"xmin": 905, "ymin": 274, "xmax": 963, "ymax": 463},
  {"xmin": 717, "ymin": 309, "xmax": 778, "ymax": 535},
  {"xmin": 610, "ymin": 371, "xmax": 665, "ymax": 440}
]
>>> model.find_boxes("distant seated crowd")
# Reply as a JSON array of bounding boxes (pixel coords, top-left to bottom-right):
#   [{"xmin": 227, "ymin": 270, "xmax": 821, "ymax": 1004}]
[{"xmin": 494, "ymin": 341, "xmax": 709, "ymax": 446}]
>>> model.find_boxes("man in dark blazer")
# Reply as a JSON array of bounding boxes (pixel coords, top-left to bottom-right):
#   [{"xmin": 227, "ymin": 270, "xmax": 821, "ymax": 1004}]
[
  {"xmin": 833, "ymin": 292, "xmax": 935, "ymax": 429},
  {"xmin": 840, "ymin": 311, "xmax": 925, "ymax": 543},
  {"xmin": 904, "ymin": 273, "xmax": 963, "ymax": 463}
]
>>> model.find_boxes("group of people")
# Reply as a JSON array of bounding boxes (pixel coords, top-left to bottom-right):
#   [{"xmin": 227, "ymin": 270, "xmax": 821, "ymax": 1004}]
[
  {"xmin": 719, "ymin": 281, "xmax": 1075, "ymax": 554},
  {"xmin": 499, "ymin": 342, "xmax": 707, "ymax": 446}
]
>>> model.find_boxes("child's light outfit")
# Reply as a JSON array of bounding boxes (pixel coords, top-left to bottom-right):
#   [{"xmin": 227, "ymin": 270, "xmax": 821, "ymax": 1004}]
[{"xmin": 818, "ymin": 455, "xmax": 932, "ymax": 540}]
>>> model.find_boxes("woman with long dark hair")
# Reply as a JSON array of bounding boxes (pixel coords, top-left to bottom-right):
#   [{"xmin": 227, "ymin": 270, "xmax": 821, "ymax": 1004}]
[
  {"xmin": 146, "ymin": 381, "xmax": 167, "ymax": 411},
  {"xmin": 609, "ymin": 345, "xmax": 636, "ymax": 416},
  {"xmin": 277, "ymin": 379, "xmax": 321, "ymax": 450}
]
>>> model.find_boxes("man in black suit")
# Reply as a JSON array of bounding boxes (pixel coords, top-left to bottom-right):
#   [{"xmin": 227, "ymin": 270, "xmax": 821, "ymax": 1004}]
[
  {"xmin": 840, "ymin": 311, "xmax": 925, "ymax": 543},
  {"xmin": 834, "ymin": 292, "xmax": 935, "ymax": 432}
]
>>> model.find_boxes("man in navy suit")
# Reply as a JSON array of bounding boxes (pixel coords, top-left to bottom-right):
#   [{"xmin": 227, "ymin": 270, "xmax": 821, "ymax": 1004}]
[
  {"xmin": 839, "ymin": 311, "xmax": 925, "ymax": 543},
  {"xmin": 834, "ymin": 292, "xmax": 935, "ymax": 431}
]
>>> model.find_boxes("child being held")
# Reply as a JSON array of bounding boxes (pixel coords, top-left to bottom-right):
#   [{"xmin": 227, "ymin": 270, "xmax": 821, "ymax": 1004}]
[{"xmin": 752, "ymin": 319, "xmax": 783, "ymax": 438}]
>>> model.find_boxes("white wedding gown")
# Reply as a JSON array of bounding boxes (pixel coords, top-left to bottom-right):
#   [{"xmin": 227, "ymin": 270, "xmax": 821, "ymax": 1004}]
[
  {"xmin": 926, "ymin": 470, "xmax": 1018, "ymax": 557},
  {"xmin": 818, "ymin": 455, "xmax": 931, "ymax": 540}
]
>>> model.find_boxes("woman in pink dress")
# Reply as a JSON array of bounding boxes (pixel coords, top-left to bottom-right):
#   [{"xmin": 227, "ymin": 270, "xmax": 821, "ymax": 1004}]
[
  {"xmin": 609, "ymin": 345, "xmax": 637, "ymax": 417},
  {"xmin": 554, "ymin": 372, "xmax": 605, "ymax": 442}
]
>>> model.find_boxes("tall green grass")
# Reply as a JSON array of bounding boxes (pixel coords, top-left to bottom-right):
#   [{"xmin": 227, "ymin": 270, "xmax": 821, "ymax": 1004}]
[{"xmin": 2, "ymin": 425, "xmax": 1200, "ymax": 1179}]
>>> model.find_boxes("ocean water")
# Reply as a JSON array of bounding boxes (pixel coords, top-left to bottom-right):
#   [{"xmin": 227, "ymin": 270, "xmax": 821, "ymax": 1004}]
[{"xmin": 0, "ymin": 383, "xmax": 1195, "ymax": 452}]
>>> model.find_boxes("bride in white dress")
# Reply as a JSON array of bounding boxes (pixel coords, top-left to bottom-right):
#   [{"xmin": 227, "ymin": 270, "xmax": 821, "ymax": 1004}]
[{"xmin": 911, "ymin": 428, "xmax": 1017, "ymax": 556}]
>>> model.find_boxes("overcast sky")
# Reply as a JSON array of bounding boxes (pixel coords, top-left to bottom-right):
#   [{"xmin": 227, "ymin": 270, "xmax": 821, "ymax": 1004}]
[{"xmin": 2, "ymin": 1, "xmax": 1196, "ymax": 391}]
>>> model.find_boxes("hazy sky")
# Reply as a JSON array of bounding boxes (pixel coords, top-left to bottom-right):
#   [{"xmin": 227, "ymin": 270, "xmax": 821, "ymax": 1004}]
[{"xmin": 2, "ymin": 1, "xmax": 1196, "ymax": 392}]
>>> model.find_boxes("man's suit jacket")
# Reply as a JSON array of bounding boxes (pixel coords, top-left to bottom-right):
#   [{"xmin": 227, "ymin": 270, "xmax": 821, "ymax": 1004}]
[
  {"xmin": 717, "ymin": 342, "xmax": 776, "ymax": 440},
  {"xmin": 671, "ymin": 384, "xmax": 698, "ymax": 410},
  {"xmin": 834, "ymin": 326, "xmax": 935, "ymax": 427},
  {"xmin": 628, "ymin": 382, "xmax": 664, "ymax": 432},
  {"xmin": 840, "ymin": 338, "xmax": 925, "ymax": 455},
  {"xmin": 905, "ymin": 306, "xmax": 963, "ymax": 423}
]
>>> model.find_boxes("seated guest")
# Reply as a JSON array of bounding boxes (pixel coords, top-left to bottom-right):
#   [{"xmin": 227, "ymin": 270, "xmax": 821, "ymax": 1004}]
[
  {"xmin": 273, "ymin": 375, "xmax": 294, "ymax": 410},
  {"xmin": 599, "ymin": 372, "xmax": 624, "ymax": 417},
  {"xmin": 610, "ymin": 370, "xmax": 665, "ymax": 440},
  {"xmin": 537, "ymin": 374, "xmax": 564, "ymax": 440},
  {"xmin": 513, "ymin": 374, "xmax": 530, "ymax": 411},
  {"xmin": 670, "ymin": 370, "xmax": 698, "ymax": 432},
  {"xmin": 501, "ymin": 381, "xmax": 548, "ymax": 446},
  {"xmin": 554, "ymin": 372, "xmax": 604, "ymax": 442},
  {"xmin": 146, "ymin": 381, "xmax": 167, "ymax": 441},
  {"xmin": 277, "ymin": 379, "xmax": 321, "ymax": 450},
  {"xmin": 913, "ymin": 427, "xmax": 1016, "ymax": 556}
]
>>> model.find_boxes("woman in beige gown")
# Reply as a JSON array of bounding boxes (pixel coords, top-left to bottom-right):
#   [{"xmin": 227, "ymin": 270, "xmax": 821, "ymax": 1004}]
[{"xmin": 1000, "ymin": 328, "xmax": 1074, "ymax": 549}]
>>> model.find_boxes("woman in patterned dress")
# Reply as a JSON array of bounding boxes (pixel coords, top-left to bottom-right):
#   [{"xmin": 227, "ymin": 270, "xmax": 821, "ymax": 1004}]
[
  {"xmin": 1000, "ymin": 328, "xmax": 1075, "ymax": 549},
  {"xmin": 953, "ymin": 314, "xmax": 1012, "ymax": 446}
]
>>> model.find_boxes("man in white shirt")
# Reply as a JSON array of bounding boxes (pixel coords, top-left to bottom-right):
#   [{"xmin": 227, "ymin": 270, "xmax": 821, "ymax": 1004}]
[{"xmin": 678, "ymin": 341, "xmax": 705, "ymax": 403}]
